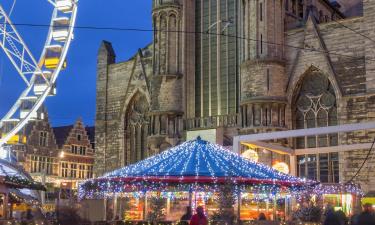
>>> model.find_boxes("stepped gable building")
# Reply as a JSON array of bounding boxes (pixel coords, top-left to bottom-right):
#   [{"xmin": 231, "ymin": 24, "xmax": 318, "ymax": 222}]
[
  {"xmin": 3, "ymin": 113, "xmax": 95, "ymax": 188},
  {"xmin": 95, "ymin": 0, "xmax": 375, "ymax": 193}
]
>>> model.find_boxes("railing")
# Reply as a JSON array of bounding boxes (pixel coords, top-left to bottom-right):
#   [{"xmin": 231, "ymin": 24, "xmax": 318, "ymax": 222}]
[{"xmin": 185, "ymin": 114, "xmax": 240, "ymax": 130}]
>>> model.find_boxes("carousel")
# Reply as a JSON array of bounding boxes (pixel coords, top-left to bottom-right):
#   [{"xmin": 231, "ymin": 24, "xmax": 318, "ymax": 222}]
[{"xmin": 79, "ymin": 137, "xmax": 316, "ymax": 222}]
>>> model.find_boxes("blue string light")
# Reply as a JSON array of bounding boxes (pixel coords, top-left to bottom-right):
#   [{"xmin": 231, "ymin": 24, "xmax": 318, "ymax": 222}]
[{"xmin": 79, "ymin": 138, "xmax": 315, "ymax": 199}]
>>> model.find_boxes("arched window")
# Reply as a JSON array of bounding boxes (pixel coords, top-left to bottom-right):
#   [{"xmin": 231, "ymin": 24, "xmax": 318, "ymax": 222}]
[
  {"xmin": 293, "ymin": 71, "xmax": 338, "ymax": 149},
  {"xmin": 124, "ymin": 93, "xmax": 149, "ymax": 165},
  {"xmin": 294, "ymin": 71, "xmax": 340, "ymax": 183}
]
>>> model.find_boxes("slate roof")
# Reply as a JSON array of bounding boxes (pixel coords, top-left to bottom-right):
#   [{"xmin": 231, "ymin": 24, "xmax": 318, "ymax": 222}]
[
  {"xmin": 85, "ymin": 126, "xmax": 95, "ymax": 144},
  {"xmin": 52, "ymin": 125, "xmax": 73, "ymax": 148}
]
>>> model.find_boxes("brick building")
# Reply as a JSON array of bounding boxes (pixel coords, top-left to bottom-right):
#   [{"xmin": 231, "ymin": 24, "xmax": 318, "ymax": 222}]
[
  {"xmin": 1, "ymin": 112, "xmax": 95, "ymax": 204},
  {"xmin": 95, "ymin": 0, "xmax": 375, "ymax": 195}
]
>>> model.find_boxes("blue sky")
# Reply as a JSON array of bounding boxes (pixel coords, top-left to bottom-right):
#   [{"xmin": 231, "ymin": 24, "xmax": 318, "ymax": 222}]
[{"xmin": 0, "ymin": 0, "xmax": 152, "ymax": 127}]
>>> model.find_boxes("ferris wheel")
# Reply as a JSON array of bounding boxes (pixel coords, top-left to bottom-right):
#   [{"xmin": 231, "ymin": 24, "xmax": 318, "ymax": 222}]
[{"xmin": 0, "ymin": 0, "xmax": 78, "ymax": 148}]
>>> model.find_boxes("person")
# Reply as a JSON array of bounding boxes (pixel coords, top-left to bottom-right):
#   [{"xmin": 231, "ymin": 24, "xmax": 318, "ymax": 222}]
[
  {"xmin": 357, "ymin": 203, "xmax": 375, "ymax": 225},
  {"xmin": 190, "ymin": 206, "xmax": 208, "ymax": 225},
  {"xmin": 323, "ymin": 207, "xmax": 341, "ymax": 225},
  {"xmin": 181, "ymin": 206, "xmax": 192, "ymax": 221},
  {"xmin": 258, "ymin": 213, "xmax": 267, "ymax": 221},
  {"xmin": 336, "ymin": 209, "xmax": 348, "ymax": 225}
]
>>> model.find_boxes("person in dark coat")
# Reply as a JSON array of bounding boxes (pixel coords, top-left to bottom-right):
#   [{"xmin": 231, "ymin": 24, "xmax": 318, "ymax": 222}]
[
  {"xmin": 324, "ymin": 207, "xmax": 341, "ymax": 225},
  {"xmin": 258, "ymin": 213, "xmax": 267, "ymax": 221},
  {"xmin": 181, "ymin": 206, "xmax": 192, "ymax": 221},
  {"xmin": 357, "ymin": 203, "xmax": 375, "ymax": 225},
  {"xmin": 336, "ymin": 209, "xmax": 348, "ymax": 225}
]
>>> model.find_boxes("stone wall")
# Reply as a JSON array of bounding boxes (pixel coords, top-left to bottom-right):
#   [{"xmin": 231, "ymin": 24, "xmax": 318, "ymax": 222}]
[
  {"xmin": 94, "ymin": 42, "xmax": 153, "ymax": 176},
  {"xmin": 285, "ymin": 15, "xmax": 375, "ymax": 192}
]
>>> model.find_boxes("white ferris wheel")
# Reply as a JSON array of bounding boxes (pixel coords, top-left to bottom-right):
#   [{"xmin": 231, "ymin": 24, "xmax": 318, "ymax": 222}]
[{"xmin": 0, "ymin": 0, "xmax": 78, "ymax": 149}]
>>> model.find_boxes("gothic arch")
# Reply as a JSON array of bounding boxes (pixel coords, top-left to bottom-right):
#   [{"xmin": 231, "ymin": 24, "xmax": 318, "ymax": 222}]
[
  {"xmin": 287, "ymin": 66, "xmax": 341, "ymax": 104},
  {"xmin": 291, "ymin": 68, "xmax": 338, "ymax": 149},
  {"xmin": 123, "ymin": 91, "xmax": 150, "ymax": 165}
]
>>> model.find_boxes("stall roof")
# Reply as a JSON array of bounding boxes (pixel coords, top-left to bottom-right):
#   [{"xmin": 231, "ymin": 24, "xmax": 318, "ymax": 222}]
[{"xmin": 99, "ymin": 137, "xmax": 311, "ymax": 186}]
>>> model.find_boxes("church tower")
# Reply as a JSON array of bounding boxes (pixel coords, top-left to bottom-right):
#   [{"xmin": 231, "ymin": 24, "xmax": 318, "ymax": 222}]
[
  {"xmin": 148, "ymin": 0, "xmax": 184, "ymax": 153},
  {"xmin": 240, "ymin": 0, "xmax": 287, "ymax": 133}
]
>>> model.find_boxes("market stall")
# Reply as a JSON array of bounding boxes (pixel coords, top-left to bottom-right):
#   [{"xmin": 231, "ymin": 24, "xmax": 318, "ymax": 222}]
[
  {"xmin": 0, "ymin": 158, "xmax": 46, "ymax": 221},
  {"xmin": 80, "ymin": 137, "xmax": 316, "ymax": 222}
]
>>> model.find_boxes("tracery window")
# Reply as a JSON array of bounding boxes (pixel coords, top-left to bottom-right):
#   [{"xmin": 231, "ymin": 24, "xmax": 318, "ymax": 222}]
[
  {"xmin": 124, "ymin": 93, "xmax": 149, "ymax": 165},
  {"xmin": 293, "ymin": 71, "xmax": 338, "ymax": 149}
]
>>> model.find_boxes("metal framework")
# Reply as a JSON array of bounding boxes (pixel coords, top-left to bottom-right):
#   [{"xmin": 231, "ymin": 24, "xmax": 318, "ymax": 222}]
[
  {"xmin": 233, "ymin": 121, "xmax": 375, "ymax": 154},
  {"xmin": 0, "ymin": 0, "xmax": 78, "ymax": 147}
]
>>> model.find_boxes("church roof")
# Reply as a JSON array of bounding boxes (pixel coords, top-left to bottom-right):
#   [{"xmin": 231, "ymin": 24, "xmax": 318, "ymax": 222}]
[{"xmin": 85, "ymin": 126, "xmax": 95, "ymax": 144}]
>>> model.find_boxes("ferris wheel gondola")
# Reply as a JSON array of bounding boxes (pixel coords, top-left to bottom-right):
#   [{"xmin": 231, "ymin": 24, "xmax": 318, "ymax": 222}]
[{"xmin": 0, "ymin": 0, "xmax": 78, "ymax": 148}]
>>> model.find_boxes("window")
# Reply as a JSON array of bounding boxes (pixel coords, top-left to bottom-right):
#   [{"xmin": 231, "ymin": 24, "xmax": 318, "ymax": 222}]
[
  {"xmin": 260, "ymin": 34, "xmax": 263, "ymax": 54},
  {"xmin": 266, "ymin": 69, "xmax": 270, "ymax": 91},
  {"xmin": 39, "ymin": 131, "xmax": 48, "ymax": 147},
  {"xmin": 70, "ymin": 164, "xmax": 77, "ymax": 178},
  {"xmin": 297, "ymin": 153, "xmax": 339, "ymax": 183},
  {"xmin": 78, "ymin": 165, "xmax": 85, "ymax": 179},
  {"xmin": 61, "ymin": 162, "xmax": 69, "ymax": 177},
  {"xmin": 298, "ymin": 0, "xmax": 304, "ymax": 18},
  {"xmin": 77, "ymin": 134, "xmax": 82, "ymax": 141},
  {"xmin": 293, "ymin": 71, "xmax": 338, "ymax": 148},
  {"xmin": 71, "ymin": 145, "xmax": 78, "ymax": 154},
  {"xmin": 285, "ymin": 0, "xmax": 289, "ymax": 11},
  {"xmin": 292, "ymin": 0, "xmax": 296, "ymax": 14},
  {"xmin": 259, "ymin": 2, "xmax": 263, "ymax": 21},
  {"xmin": 30, "ymin": 155, "xmax": 53, "ymax": 174},
  {"xmin": 319, "ymin": 10, "xmax": 324, "ymax": 23},
  {"xmin": 79, "ymin": 146, "xmax": 86, "ymax": 155},
  {"xmin": 86, "ymin": 165, "xmax": 93, "ymax": 178}
]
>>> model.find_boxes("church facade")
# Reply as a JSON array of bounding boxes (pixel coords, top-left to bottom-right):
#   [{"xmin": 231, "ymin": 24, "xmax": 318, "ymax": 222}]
[{"xmin": 95, "ymin": 0, "xmax": 375, "ymax": 193}]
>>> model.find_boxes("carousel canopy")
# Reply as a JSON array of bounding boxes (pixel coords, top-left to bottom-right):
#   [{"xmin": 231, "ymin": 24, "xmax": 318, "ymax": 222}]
[{"xmin": 87, "ymin": 137, "xmax": 312, "ymax": 188}]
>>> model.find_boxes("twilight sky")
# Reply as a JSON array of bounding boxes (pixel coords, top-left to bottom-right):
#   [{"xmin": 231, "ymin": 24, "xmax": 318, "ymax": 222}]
[{"xmin": 0, "ymin": 0, "xmax": 152, "ymax": 127}]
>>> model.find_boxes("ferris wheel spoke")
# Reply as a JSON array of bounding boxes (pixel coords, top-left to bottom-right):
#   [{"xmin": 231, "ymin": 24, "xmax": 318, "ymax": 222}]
[
  {"xmin": 0, "ymin": 0, "xmax": 77, "ymax": 148},
  {"xmin": 0, "ymin": 6, "xmax": 46, "ymax": 87},
  {"xmin": 47, "ymin": 0, "xmax": 57, "ymax": 7}
]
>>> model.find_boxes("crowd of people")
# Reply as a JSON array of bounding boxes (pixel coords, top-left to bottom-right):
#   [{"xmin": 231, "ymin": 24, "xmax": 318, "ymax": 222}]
[
  {"xmin": 323, "ymin": 203, "xmax": 375, "ymax": 225},
  {"xmin": 180, "ymin": 203, "xmax": 375, "ymax": 225}
]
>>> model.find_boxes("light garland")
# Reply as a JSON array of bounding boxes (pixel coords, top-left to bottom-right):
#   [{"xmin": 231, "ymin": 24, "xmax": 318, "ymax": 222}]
[
  {"xmin": 3, "ymin": 175, "xmax": 46, "ymax": 191},
  {"xmin": 79, "ymin": 137, "xmax": 316, "ymax": 199}
]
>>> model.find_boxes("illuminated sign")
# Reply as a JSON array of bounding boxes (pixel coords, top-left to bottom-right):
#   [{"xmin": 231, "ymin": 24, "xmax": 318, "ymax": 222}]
[
  {"xmin": 242, "ymin": 149, "xmax": 259, "ymax": 162},
  {"xmin": 272, "ymin": 162, "xmax": 290, "ymax": 174}
]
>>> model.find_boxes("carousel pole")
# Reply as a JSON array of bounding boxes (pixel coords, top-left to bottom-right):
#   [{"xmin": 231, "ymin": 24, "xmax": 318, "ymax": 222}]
[
  {"xmin": 143, "ymin": 191, "xmax": 148, "ymax": 221},
  {"xmin": 113, "ymin": 193, "xmax": 118, "ymax": 220},
  {"xmin": 188, "ymin": 190, "xmax": 193, "ymax": 209},
  {"xmin": 273, "ymin": 195, "xmax": 277, "ymax": 221},
  {"xmin": 237, "ymin": 188, "xmax": 241, "ymax": 222},
  {"xmin": 104, "ymin": 197, "xmax": 107, "ymax": 221}
]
